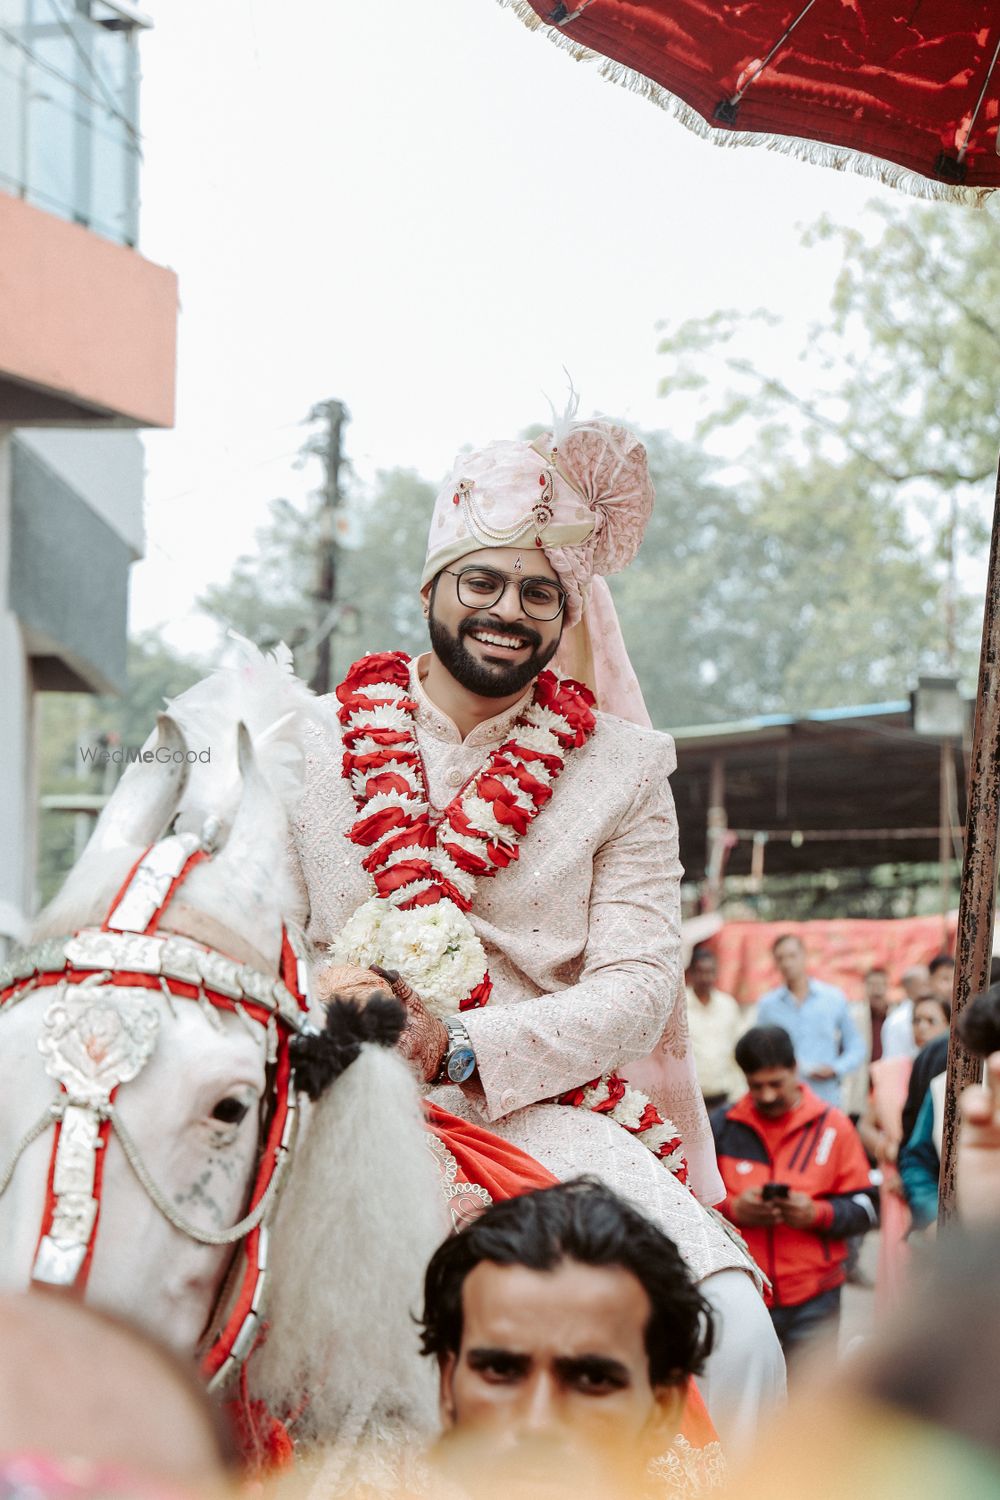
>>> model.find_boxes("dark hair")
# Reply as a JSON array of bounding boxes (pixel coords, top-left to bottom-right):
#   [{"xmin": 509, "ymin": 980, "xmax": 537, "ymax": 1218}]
[
  {"xmin": 735, "ymin": 1024, "xmax": 796, "ymax": 1074},
  {"xmin": 958, "ymin": 982, "xmax": 1000, "ymax": 1058},
  {"xmin": 928, "ymin": 953, "xmax": 955, "ymax": 975},
  {"xmin": 771, "ymin": 932, "xmax": 803, "ymax": 957},
  {"xmin": 914, "ymin": 994, "xmax": 951, "ymax": 1024},
  {"xmin": 690, "ymin": 947, "xmax": 716, "ymax": 965},
  {"xmin": 419, "ymin": 1178, "xmax": 714, "ymax": 1388}
]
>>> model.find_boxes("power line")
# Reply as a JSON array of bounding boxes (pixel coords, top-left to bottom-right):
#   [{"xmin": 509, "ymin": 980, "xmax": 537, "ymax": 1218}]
[
  {"xmin": 0, "ymin": 17, "xmax": 141, "ymax": 149},
  {"xmin": 51, "ymin": 0, "xmax": 142, "ymax": 148}
]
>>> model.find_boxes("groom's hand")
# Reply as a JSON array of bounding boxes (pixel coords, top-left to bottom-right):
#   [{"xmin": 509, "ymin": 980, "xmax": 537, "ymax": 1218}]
[{"xmin": 371, "ymin": 966, "xmax": 449, "ymax": 1083}]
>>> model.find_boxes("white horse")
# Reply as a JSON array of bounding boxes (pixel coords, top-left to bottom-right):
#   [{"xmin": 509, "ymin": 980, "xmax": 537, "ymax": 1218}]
[{"xmin": 0, "ymin": 643, "xmax": 449, "ymax": 1474}]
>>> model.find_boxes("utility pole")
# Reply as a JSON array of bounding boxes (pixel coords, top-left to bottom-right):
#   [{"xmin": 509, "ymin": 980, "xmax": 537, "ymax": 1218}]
[{"xmin": 309, "ymin": 399, "xmax": 349, "ymax": 696}]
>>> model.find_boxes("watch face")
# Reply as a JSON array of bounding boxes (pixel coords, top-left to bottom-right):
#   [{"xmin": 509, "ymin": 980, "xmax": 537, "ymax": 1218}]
[{"xmin": 446, "ymin": 1045, "xmax": 477, "ymax": 1084}]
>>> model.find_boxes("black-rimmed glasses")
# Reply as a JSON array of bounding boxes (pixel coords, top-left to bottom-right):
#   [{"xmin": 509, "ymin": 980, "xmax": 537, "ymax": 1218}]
[{"xmin": 442, "ymin": 566, "xmax": 567, "ymax": 621}]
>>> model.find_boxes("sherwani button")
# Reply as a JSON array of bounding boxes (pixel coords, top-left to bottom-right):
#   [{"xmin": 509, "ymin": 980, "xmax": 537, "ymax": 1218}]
[
  {"xmin": 446, "ymin": 768, "xmax": 464, "ymax": 787},
  {"xmin": 499, "ymin": 1090, "xmax": 516, "ymax": 1110}
]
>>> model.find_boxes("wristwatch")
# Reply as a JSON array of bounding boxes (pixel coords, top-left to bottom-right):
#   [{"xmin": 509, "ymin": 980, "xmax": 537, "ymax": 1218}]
[{"xmin": 436, "ymin": 1016, "xmax": 477, "ymax": 1085}]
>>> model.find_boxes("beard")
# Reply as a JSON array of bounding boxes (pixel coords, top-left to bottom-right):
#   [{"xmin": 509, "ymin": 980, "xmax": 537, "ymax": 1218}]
[{"xmin": 428, "ymin": 609, "xmax": 561, "ymax": 698}]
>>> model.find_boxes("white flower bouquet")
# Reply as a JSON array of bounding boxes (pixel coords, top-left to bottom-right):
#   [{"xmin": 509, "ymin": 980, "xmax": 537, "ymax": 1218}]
[{"xmin": 329, "ymin": 895, "xmax": 488, "ymax": 1019}]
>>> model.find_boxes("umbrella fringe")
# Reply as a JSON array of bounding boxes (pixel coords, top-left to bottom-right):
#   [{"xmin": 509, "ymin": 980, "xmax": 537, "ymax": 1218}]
[{"xmin": 498, "ymin": 0, "xmax": 992, "ymax": 207}]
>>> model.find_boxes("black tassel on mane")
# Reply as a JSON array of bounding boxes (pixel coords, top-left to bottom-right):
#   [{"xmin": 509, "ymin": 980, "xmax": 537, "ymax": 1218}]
[{"xmin": 290, "ymin": 993, "xmax": 406, "ymax": 1100}]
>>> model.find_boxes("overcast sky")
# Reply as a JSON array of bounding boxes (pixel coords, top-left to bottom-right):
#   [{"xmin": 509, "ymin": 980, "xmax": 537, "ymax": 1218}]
[{"xmin": 134, "ymin": 0, "xmax": 897, "ymax": 655}]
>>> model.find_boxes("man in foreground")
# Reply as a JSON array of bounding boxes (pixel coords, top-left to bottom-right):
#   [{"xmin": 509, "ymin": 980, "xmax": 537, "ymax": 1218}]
[
  {"xmin": 419, "ymin": 1178, "xmax": 718, "ymax": 1497},
  {"xmin": 711, "ymin": 1026, "xmax": 877, "ymax": 1362},
  {"xmin": 757, "ymin": 934, "xmax": 865, "ymax": 1107}
]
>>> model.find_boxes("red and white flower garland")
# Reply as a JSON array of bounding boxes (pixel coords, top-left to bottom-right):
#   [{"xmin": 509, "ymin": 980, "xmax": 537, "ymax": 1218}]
[{"xmin": 331, "ymin": 652, "xmax": 689, "ymax": 1186}]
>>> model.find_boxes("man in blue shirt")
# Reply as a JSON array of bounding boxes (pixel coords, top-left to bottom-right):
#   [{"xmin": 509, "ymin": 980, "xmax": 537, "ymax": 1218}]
[{"xmin": 756, "ymin": 934, "xmax": 865, "ymax": 1108}]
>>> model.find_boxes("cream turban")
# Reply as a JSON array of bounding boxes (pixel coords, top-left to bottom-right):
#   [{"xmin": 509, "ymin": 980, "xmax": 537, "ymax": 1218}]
[{"xmin": 422, "ymin": 421, "xmax": 655, "ymax": 726}]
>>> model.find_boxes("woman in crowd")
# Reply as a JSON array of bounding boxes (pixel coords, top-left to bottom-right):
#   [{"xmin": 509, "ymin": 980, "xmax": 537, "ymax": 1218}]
[{"xmin": 858, "ymin": 994, "xmax": 950, "ymax": 1309}]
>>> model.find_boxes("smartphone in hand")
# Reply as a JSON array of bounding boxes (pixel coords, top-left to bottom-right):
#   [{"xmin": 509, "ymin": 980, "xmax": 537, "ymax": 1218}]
[{"xmin": 761, "ymin": 1182, "xmax": 790, "ymax": 1201}]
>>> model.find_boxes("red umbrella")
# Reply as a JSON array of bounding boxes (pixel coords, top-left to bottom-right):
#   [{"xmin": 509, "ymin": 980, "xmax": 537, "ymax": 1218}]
[
  {"xmin": 506, "ymin": 2, "xmax": 1000, "ymax": 196},
  {"xmin": 506, "ymin": 0, "xmax": 1000, "ymax": 1218}
]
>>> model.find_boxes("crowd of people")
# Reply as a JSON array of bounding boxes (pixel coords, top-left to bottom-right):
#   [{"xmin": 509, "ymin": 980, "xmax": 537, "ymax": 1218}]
[{"xmin": 687, "ymin": 936, "xmax": 966, "ymax": 1331}]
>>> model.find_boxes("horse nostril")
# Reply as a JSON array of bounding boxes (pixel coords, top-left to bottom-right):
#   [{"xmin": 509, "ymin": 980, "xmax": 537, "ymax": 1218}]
[{"xmin": 211, "ymin": 1097, "xmax": 250, "ymax": 1126}]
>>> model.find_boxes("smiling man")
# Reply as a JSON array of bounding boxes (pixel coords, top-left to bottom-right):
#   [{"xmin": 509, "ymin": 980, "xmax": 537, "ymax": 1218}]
[
  {"xmin": 422, "ymin": 548, "xmax": 567, "ymax": 737},
  {"xmin": 419, "ymin": 1179, "xmax": 714, "ymax": 1497},
  {"xmin": 292, "ymin": 411, "xmax": 784, "ymax": 1445}
]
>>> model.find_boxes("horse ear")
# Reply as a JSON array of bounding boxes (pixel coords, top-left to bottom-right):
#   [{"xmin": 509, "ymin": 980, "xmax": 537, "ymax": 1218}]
[
  {"xmin": 209, "ymin": 720, "xmax": 287, "ymax": 873},
  {"xmin": 180, "ymin": 720, "xmax": 291, "ymax": 967},
  {"xmin": 86, "ymin": 713, "xmax": 190, "ymax": 855}
]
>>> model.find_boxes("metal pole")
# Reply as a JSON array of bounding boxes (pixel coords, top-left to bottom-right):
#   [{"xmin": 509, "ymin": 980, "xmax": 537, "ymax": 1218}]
[
  {"xmin": 309, "ymin": 400, "xmax": 348, "ymax": 697},
  {"xmin": 704, "ymin": 754, "xmax": 727, "ymax": 912},
  {"xmin": 939, "ymin": 459, "xmax": 1000, "ymax": 1224}
]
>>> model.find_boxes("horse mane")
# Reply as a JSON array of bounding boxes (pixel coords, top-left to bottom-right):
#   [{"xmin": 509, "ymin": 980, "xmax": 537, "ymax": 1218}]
[{"xmin": 252, "ymin": 1039, "xmax": 448, "ymax": 1465}]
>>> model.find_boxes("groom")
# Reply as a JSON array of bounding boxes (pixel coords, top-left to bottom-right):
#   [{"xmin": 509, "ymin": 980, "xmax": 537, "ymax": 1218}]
[{"xmin": 291, "ymin": 415, "xmax": 785, "ymax": 1450}]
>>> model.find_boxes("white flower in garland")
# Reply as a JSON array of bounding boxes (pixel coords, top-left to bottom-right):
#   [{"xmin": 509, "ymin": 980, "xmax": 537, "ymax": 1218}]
[
  {"xmin": 512, "ymin": 724, "xmax": 565, "ymax": 758},
  {"xmin": 329, "ymin": 895, "xmax": 488, "ymax": 1019},
  {"xmin": 613, "ymin": 1083, "xmax": 650, "ymax": 1132}
]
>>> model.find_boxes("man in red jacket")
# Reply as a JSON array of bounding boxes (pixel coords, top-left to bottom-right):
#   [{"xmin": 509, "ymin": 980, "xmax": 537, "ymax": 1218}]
[{"xmin": 710, "ymin": 1026, "xmax": 877, "ymax": 1362}]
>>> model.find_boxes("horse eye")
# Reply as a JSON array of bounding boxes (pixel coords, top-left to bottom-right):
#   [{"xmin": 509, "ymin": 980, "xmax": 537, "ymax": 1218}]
[{"xmin": 211, "ymin": 1097, "xmax": 250, "ymax": 1126}]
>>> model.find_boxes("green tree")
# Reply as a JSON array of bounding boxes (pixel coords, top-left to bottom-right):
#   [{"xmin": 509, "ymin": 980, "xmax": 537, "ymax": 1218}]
[
  {"xmin": 199, "ymin": 496, "xmax": 317, "ymax": 654},
  {"xmin": 656, "ymin": 199, "xmax": 1000, "ymax": 689},
  {"xmin": 200, "ymin": 467, "xmax": 433, "ymax": 687},
  {"xmin": 609, "ymin": 434, "xmax": 945, "ymax": 727}
]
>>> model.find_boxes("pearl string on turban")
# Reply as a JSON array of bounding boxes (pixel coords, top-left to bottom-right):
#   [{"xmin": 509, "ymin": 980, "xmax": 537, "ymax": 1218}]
[{"xmin": 422, "ymin": 419, "xmax": 655, "ymax": 727}]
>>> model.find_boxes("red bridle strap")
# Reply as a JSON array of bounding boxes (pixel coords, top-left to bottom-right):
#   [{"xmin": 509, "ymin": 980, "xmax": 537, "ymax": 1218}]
[
  {"xmin": 101, "ymin": 846, "xmax": 210, "ymax": 935},
  {"xmin": 146, "ymin": 849, "xmax": 210, "ymax": 934},
  {"xmin": 201, "ymin": 1034, "xmax": 294, "ymax": 1384}
]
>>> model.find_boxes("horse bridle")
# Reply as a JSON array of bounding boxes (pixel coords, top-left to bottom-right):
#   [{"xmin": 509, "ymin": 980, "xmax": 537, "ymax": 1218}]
[{"xmin": 0, "ymin": 830, "xmax": 314, "ymax": 1391}]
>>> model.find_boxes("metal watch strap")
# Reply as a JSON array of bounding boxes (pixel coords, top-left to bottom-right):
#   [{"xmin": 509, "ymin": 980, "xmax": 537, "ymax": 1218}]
[{"xmin": 436, "ymin": 1016, "xmax": 475, "ymax": 1085}]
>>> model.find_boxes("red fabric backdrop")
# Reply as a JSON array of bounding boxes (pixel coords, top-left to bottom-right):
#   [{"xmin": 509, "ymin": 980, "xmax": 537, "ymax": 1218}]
[{"xmin": 708, "ymin": 914, "xmax": 958, "ymax": 1005}]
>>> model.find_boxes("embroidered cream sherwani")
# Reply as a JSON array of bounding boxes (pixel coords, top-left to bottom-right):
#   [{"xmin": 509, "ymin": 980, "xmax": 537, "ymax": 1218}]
[{"xmin": 292, "ymin": 658, "xmax": 755, "ymax": 1284}]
